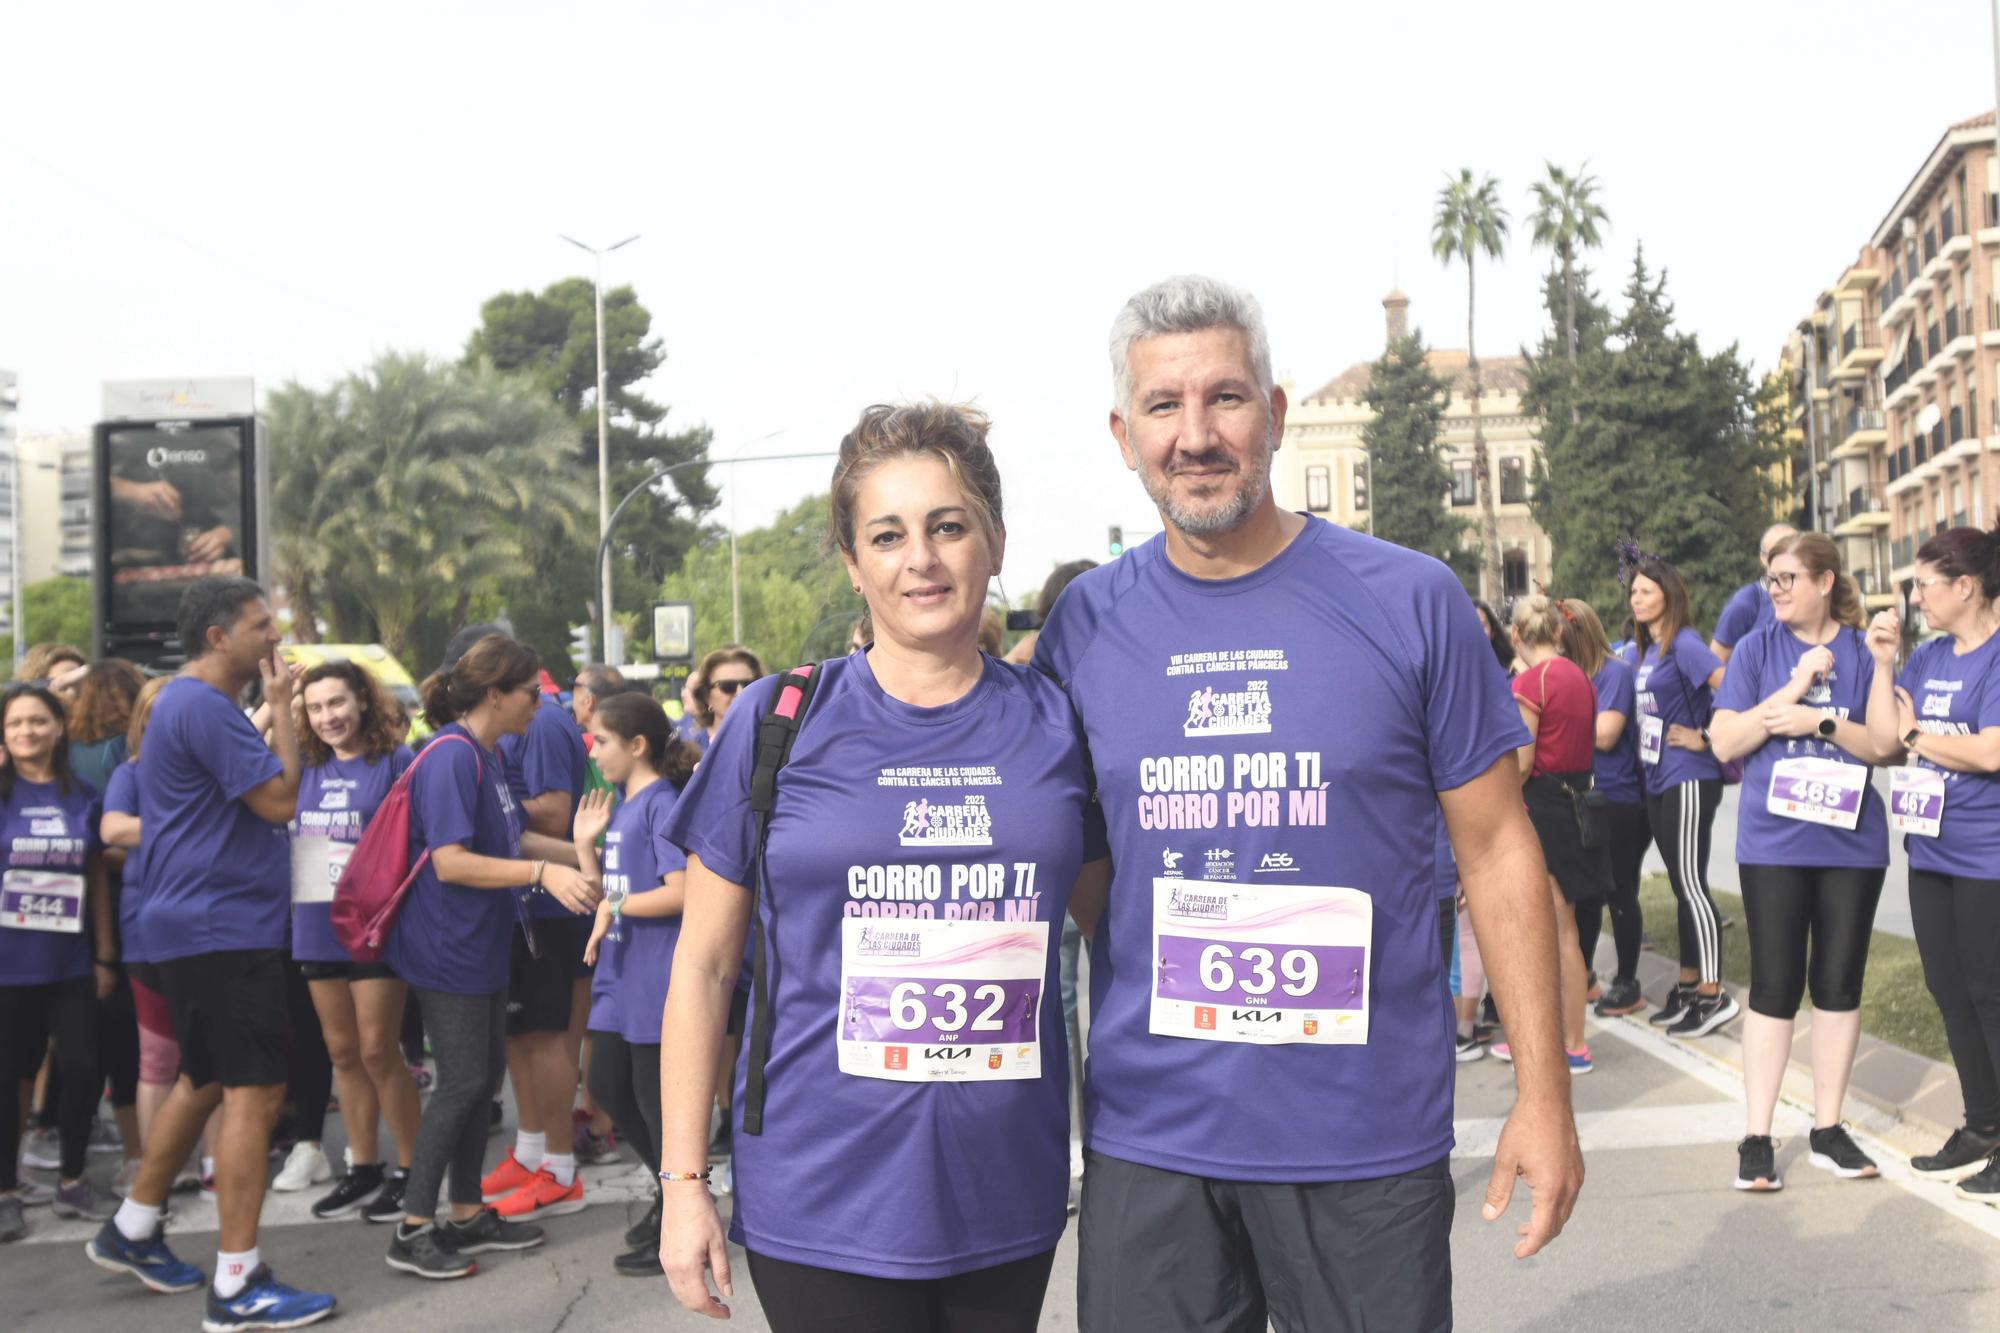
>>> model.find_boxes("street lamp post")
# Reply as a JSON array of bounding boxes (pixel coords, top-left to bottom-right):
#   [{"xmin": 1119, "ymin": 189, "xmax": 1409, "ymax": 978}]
[
  {"xmin": 593, "ymin": 449, "xmax": 838, "ymax": 662},
  {"xmin": 560, "ymin": 232, "xmax": 640, "ymax": 665}
]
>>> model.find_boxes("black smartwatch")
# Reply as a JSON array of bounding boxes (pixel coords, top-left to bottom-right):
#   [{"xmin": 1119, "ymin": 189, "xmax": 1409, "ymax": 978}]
[
  {"xmin": 1817, "ymin": 713, "xmax": 1838, "ymax": 738},
  {"xmin": 1904, "ymin": 726, "xmax": 1922, "ymax": 748}
]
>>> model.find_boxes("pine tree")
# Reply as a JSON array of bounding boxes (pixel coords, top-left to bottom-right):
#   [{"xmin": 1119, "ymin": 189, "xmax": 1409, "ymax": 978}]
[
  {"xmin": 1360, "ymin": 331, "xmax": 1473, "ymax": 580},
  {"xmin": 1523, "ymin": 248, "xmax": 1787, "ymax": 631}
]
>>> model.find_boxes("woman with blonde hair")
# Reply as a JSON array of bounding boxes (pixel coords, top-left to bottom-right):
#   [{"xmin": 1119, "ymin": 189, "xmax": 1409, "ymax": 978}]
[{"xmin": 1711, "ymin": 531, "xmax": 1895, "ymax": 1191}]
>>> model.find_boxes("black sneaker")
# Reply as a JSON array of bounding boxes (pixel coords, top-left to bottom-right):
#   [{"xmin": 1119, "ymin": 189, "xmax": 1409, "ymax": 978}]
[
  {"xmin": 442, "ymin": 1207, "xmax": 545, "ymax": 1254},
  {"xmin": 1454, "ymin": 1034, "xmax": 1485, "ymax": 1063},
  {"xmin": 1913, "ymin": 1127, "xmax": 2000, "ymax": 1181},
  {"xmin": 1734, "ymin": 1135, "xmax": 1783, "ymax": 1192},
  {"xmin": 311, "ymin": 1165, "xmax": 384, "ymax": 1220},
  {"xmin": 360, "ymin": 1172, "xmax": 409, "ymax": 1225},
  {"xmin": 623, "ymin": 1196, "xmax": 662, "ymax": 1250},
  {"xmin": 1648, "ymin": 984, "xmax": 1693, "ymax": 1027},
  {"xmin": 386, "ymin": 1224, "xmax": 476, "ymax": 1280},
  {"xmin": 1480, "ymin": 994, "xmax": 1499, "ymax": 1026},
  {"xmin": 1953, "ymin": 1155, "xmax": 2000, "ymax": 1205},
  {"xmin": 1807, "ymin": 1124, "xmax": 1879, "ymax": 1180},
  {"xmin": 614, "ymin": 1241, "xmax": 664, "ymax": 1277},
  {"xmin": 1666, "ymin": 989, "xmax": 1739, "ymax": 1038},
  {"xmin": 1594, "ymin": 976, "xmax": 1645, "ymax": 1018}
]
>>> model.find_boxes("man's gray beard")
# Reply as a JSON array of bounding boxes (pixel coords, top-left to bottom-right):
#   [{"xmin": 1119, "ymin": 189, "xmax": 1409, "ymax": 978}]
[{"xmin": 1141, "ymin": 428, "xmax": 1276, "ymax": 538}]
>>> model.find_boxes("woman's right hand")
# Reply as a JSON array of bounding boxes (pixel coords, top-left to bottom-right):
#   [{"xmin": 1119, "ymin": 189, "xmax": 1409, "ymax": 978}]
[
  {"xmin": 1867, "ymin": 610, "xmax": 1902, "ymax": 668},
  {"xmin": 663, "ymin": 1185, "xmax": 734, "ymax": 1318},
  {"xmin": 539, "ymin": 863, "xmax": 601, "ymax": 915}
]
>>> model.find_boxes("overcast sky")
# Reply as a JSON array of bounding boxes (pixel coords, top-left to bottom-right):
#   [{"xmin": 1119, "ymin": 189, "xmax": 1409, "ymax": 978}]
[{"xmin": 4, "ymin": 1, "xmax": 1996, "ymax": 604}]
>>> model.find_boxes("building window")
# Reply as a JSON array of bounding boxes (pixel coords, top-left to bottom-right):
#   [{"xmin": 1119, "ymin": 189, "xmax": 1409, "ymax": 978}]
[
  {"xmin": 1499, "ymin": 457, "xmax": 1526, "ymax": 505},
  {"xmin": 1502, "ymin": 549, "xmax": 1529, "ymax": 599},
  {"xmin": 1304, "ymin": 464, "xmax": 1332, "ymax": 514},
  {"xmin": 1351, "ymin": 460, "xmax": 1369, "ymax": 513},
  {"xmin": 1450, "ymin": 460, "xmax": 1476, "ymax": 507}
]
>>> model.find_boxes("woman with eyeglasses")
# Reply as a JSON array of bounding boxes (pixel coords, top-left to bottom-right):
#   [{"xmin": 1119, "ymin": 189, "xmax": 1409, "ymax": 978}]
[
  {"xmin": 1709, "ymin": 534, "xmax": 1894, "ymax": 1193},
  {"xmin": 1866, "ymin": 521, "xmax": 2000, "ymax": 1202},
  {"xmin": 0, "ymin": 683, "xmax": 117, "ymax": 1239}
]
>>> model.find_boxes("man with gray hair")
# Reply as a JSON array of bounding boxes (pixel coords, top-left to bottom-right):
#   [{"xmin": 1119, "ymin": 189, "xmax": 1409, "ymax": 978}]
[
  {"xmin": 1035, "ymin": 274, "xmax": 1584, "ymax": 1330},
  {"xmin": 572, "ymin": 664, "xmax": 627, "ymax": 732}
]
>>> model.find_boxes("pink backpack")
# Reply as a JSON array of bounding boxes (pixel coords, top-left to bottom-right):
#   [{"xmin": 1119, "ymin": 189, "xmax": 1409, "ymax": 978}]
[{"xmin": 329, "ymin": 733, "xmax": 479, "ymax": 963}]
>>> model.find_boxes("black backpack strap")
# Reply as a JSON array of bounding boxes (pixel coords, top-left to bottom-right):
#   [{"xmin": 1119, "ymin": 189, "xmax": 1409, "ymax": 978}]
[{"xmin": 741, "ymin": 663, "xmax": 820, "ymax": 1136}]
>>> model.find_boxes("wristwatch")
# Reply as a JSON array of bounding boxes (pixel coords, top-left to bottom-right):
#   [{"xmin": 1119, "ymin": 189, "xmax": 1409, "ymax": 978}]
[
  {"xmin": 1698, "ymin": 727, "xmax": 1712, "ymax": 748},
  {"xmin": 1817, "ymin": 713, "xmax": 1838, "ymax": 738},
  {"xmin": 1903, "ymin": 726, "xmax": 1923, "ymax": 748}
]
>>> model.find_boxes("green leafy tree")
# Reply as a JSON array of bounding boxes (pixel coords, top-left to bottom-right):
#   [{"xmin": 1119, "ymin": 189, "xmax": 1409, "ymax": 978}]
[
  {"xmin": 465, "ymin": 279, "xmax": 717, "ymax": 666},
  {"xmin": 1524, "ymin": 250, "xmax": 1787, "ymax": 627},
  {"xmin": 1432, "ymin": 168, "xmax": 1510, "ymax": 601},
  {"xmin": 1527, "ymin": 162, "xmax": 1608, "ymax": 383},
  {"xmin": 1359, "ymin": 331, "xmax": 1473, "ymax": 580},
  {"xmin": 268, "ymin": 352, "xmax": 591, "ymax": 668},
  {"xmin": 0, "ymin": 577, "xmax": 93, "ymax": 674},
  {"xmin": 657, "ymin": 493, "xmax": 863, "ymax": 669}
]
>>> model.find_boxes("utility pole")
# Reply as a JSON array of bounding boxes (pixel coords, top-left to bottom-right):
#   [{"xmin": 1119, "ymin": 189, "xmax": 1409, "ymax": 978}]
[{"xmin": 560, "ymin": 232, "xmax": 640, "ymax": 665}]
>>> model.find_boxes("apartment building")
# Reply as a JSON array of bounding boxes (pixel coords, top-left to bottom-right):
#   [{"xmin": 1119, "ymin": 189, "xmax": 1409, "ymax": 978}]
[
  {"xmin": 1793, "ymin": 111, "xmax": 1999, "ymax": 612},
  {"xmin": 1273, "ymin": 289, "xmax": 1552, "ymax": 600}
]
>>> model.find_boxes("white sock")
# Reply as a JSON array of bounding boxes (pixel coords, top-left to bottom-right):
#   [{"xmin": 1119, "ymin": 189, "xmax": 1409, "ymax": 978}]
[
  {"xmin": 514, "ymin": 1130, "xmax": 546, "ymax": 1170},
  {"xmin": 542, "ymin": 1152, "xmax": 575, "ymax": 1187},
  {"xmin": 213, "ymin": 1247, "xmax": 260, "ymax": 1298},
  {"xmin": 201, "ymin": 1156, "xmax": 215, "ymax": 1179},
  {"xmin": 113, "ymin": 1198, "xmax": 161, "ymax": 1242}
]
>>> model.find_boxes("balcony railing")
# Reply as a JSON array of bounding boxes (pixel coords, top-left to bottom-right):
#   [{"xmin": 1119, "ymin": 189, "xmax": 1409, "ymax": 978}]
[
  {"xmin": 1894, "ymin": 535, "xmax": 1916, "ymax": 567},
  {"xmin": 1886, "ymin": 362, "xmax": 1909, "ymax": 397},
  {"xmin": 1845, "ymin": 405, "xmax": 1884, "ymax": 435}
]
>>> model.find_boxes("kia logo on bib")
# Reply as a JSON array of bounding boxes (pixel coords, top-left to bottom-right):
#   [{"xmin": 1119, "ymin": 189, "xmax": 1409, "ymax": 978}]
[
  {"xmin": 1231, "ymin": 1009, "xmax": 1282, "ymax": 1023},
  {"xmin": 923, "ymin": 1046, "xmax": 971, "ymax": 1061}
]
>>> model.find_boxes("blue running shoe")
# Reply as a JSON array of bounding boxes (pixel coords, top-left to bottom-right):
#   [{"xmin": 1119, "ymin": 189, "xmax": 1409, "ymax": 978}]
[
  {"xmin": 202, "ymin": 1266, "xmax": 336, "ymax": 1331},
  {"xmin": 85, "ymin": 1218, "xmax": 206, "ymax": 1293}
]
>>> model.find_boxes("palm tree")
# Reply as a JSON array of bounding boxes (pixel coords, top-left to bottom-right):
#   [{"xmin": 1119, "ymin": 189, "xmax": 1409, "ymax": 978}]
[
  {"xmin": 1528, "ymin": 162, "xmax": 1608, "ymax": 376},
  {"xmin": 267, "ymin": 381, "xmax": 347, "ymax": 643},
  {"xmin": 1433, "ymin": 170, "xmax": 1511, "ymax": 602}
]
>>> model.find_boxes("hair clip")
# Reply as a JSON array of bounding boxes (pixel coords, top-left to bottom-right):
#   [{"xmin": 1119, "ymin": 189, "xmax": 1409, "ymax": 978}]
[{"xmin": 1613, "ymin": 536, "xmax": 1658, "ymax": 587}]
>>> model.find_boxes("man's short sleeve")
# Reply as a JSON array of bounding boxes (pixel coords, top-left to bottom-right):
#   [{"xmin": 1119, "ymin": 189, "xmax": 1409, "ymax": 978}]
[
  {"xmin": 192, "ymin": 688, "xmax": 283, "ymax": 802},
  {"xmin": 1714, "ymin": 584, "xmax": 1760, "ymax": 649},
  {"xmin": 660, "ymin": 679, "xmax": 769, "ymax": 887},
  {"xmin": 516, "ymin": 708, "xmax": 585, "ymax": 802},
  {"xmin": 1419, "ymin": 569, "xmax": 1532, "ymax": 792},
  {"xmin": 413, "ymin": 739, "xmax": 480, "ymax": 853}
]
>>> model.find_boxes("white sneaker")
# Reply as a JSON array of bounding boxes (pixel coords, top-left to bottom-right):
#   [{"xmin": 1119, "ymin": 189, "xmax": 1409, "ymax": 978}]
[
  {"xmin": 18, "ymin": 1128, "xmax": 60, "ymax": 1171},
  {"xmin": 86, "ymin": 1118, "xmax": 124, "ymax": 1156},
  {"xmin": 272, "ymin": 1141, "xmax": 332, "ymax": 1192}
]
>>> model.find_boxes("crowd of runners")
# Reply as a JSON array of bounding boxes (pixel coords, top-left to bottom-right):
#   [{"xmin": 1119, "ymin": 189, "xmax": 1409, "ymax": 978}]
[{"xmin": 1, "ymin": 274, "xmax": 1998, "ymax": 1331}]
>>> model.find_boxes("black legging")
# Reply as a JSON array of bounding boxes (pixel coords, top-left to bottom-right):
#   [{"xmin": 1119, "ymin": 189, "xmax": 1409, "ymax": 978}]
[
  {"xmin": 0, "ymin": 976, "xmax": 100, "ymax": 1188},
  {"xmin": 585, "ymin": 1031, "xmax": 661, "ymax": 1178},
  {"xmin": 1739, "ymin": 864, "xmax": 1886, "ymax": 1018},
  {"xmin": 1577, "ymin": 801, "xmax": 1648, "ymax": 982},
  {"xmin": 403, "ymin": 986, "xmax": 507, "ymax": 1219},
  {"xmin": 1644, "ymin": 779, "xmax": 1723, "ymax": 985},
  {"xmin": 1910, "ymin": 870, "xmax": 2000, "ymax": 1132},
  {"xmin": 286, "ymin": 963, "xmax": 334, "ymax": 1142},
  {"xmin": 34, "ymin": 971, "xmax": 140, "ymax": 1132},
  {"xmin": 748, "ymin": 1247, "xmax": 1058, "ymax": 1333}
]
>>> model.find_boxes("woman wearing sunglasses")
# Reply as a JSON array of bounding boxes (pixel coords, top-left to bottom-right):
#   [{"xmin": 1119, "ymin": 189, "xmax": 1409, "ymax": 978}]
[{"xmin": 689, "ymin": 648, "xmax": 765, "ymax": 749}]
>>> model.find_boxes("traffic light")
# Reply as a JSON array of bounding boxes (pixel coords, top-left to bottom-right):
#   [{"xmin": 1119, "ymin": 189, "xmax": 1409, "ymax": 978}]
[
  {"xmin": 568, "ymin": 623, "xmax": 593, "ymax": 672},
  {"xmin": 1108, "ymin": 525, "xmax": 1124, "ymax": 556}
]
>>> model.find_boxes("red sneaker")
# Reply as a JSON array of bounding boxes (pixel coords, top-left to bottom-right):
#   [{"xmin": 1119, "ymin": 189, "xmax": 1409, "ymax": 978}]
[
  {"xmin": 479, "ymin": 1151, "xmax": 538, "ymax": 1202},
  {"xmin": 492, "ymin": 1168, "xmax": 585, "ymax": 1221}
]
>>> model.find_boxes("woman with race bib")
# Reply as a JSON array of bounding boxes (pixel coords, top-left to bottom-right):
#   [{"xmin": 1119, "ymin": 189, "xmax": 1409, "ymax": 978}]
[
  {"xmin": 1625, "ymin": 552, "xmax": 1739, "ymax": 1039},
  {"xmin": 657, "ymin": 402, "xmax": 1107, "ymax": 1331},
  {"xmin": 1866, "ymin": 522, "xmax": 2000, "ymax": 1202},
  {"xmin": 1710, "ymin": 533, "xmax": 1894, "ymax": 1193},
  {"xmin": 287, "ymin": 661, "xmax": 421, "ymax": 1223},
  {"xmin": 0, "ymin": 683, "xmax": 116, "ymax": 1239}
]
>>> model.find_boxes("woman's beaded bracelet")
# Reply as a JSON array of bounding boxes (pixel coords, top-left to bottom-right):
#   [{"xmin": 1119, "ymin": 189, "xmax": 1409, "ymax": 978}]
[{"xmin": 660, "ymin": 1167, "xmax": 712, "ymax": 1183}]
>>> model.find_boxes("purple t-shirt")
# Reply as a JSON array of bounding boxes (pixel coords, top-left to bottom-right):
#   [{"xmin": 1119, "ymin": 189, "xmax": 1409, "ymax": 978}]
[
  {"xmin": 1897, "ymin": 632, "xmax": 2000, "ymax": 876},
  {"xmin": 105, "ymin": 761, "xmax": 149, "ymax": 966},
  {"xmin": 137, "ymin": 677, "xmax": 288, "ymax": 962},
  {"xmin": 384, "ymin": 726, "xmax": 523, "ymax": 995},
  {"xmin": 0, "ymin": 777, "xmax": 102, "ymax": 986},
  {"xmin": 1033, "ymin": 518, "xmax": 1530, "ymax": 1184},
  {"xmin": 596, "ymin": 780, "xmax": 687, "ymax": 1045},
  {"xmin": 1714, "ymin": 580, "xmax": 1773, "ymax": 649},
  {"xmin": 663, "ymin": 652, "xmax": 1103, "ymax": 1280},
  {"xmin": 1629, "ymin": 628, "xmax": 1725, "ymax": 794},
  {"xmin": 290, "ymin": 747, "xmax": 415, "ymax": 963},
  {"xmin": 1714, "ymin": 624, "xmax": 1887, "ymax": 868},
  {"xmin": 1591, "ymin": 657, "xmax": 1644, "ymax": 807},
  {"xmin": 502, "ymin": 700, "xmax": 587, "ymax": 921}
]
